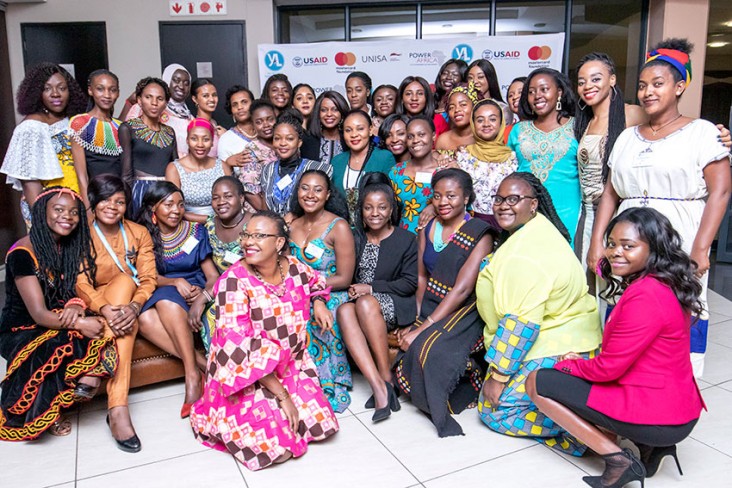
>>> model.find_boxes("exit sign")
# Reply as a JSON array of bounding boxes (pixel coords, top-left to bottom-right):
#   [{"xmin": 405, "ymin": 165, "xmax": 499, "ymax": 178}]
[{"xmin": 169, "ymin": 0, "xmax": 227, "ymax": 16}]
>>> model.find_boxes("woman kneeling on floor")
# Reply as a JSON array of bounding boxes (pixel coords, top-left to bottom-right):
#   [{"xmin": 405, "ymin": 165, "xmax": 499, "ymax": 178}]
[
  {"xmin": 528, "ymin": 207, "xmax": 706, "ymax": 488},
  {"xmin": 0, "ymin": 187, "xmax": 116, "ymax": 440},
  {"xmin": 190, "ymin": 211, "xmax": 339, "ymax": 470}
]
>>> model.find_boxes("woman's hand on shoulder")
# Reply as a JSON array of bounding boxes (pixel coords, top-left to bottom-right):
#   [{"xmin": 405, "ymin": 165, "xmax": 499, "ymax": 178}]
[
  {"xmin": 417, "ymin": 206, "xmax": 436, "ymax": 232},
  {"xmin": 716, "ymin": 124, "xmax": 731, "ymax": 149}
]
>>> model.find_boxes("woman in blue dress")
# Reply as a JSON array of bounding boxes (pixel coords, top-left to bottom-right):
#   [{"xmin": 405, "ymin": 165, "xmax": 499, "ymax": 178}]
[
  {"xmin": 288, "ymin": 169, "xmax": 355, "ymax": 412},
  {"xmin": 507, "ymin": 68, "xmax": 581, "ymax": 248},
  {"xmin": 137, "ymin": 182, "xmax": 219, "ymax": 418}
]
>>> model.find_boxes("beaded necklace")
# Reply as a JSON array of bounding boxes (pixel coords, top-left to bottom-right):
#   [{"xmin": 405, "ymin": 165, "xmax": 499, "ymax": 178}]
[
  {"xmin": 161, "ymin": 220, "xmax": 194, "ymax": 259},
  {"xmin": 69, "ymin": 114, "xmax": 122, "ymax": 156},
  {"xmin": 127, "ymin": 118, "xmax": 175, "ymax": 148}
]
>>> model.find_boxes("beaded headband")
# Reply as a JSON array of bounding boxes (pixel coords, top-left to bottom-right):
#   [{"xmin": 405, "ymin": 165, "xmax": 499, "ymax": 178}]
[
  {"xmin": 187, "ymin": 117, "xmax": 215, "ymax": 136},
  {"xmin": 34, "ymin": 187, "xmax": 81, "ymax": 204},
  {"xmin": 645, "ymin": 48, "xmax": 692, "ymax": 87}
]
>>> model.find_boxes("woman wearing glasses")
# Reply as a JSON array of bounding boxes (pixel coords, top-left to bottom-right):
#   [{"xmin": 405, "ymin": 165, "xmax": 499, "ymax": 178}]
[
  {"xmin": 190, "ymin": 210, "xmax": 339, "ymax": 470},
  {"xmin": 475, "ymin": 172, "xmax": 602, "ymax": 455}
]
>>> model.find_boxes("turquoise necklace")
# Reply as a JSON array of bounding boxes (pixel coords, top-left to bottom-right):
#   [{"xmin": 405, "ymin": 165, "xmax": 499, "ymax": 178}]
[{"xmin": 433, "ymin": 213, "xmax": 470, "ymax": 252}]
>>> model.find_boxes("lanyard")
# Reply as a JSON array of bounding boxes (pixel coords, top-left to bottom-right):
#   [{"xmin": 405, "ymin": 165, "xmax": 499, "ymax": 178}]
[{"xmin": 93, "ymin": 221, "xmax": 140, "ymax": 285}]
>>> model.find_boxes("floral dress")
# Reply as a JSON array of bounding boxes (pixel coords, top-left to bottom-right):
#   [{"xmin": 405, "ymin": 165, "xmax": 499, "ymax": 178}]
[
  {"xmin": 189, "ymin": 257, "xmax": 339, "ymax": 470},
  {"xmin": 289, "ymin": 218, "xmax": 352, "ymax": 413},
  {"xmin": 389, "ymin": 161, "xmax": 436, "ymax": 234}
]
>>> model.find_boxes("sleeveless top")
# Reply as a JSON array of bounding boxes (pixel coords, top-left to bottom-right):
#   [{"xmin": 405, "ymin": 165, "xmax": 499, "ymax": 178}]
[
  {"xmin": 173, "ymin": 159, "xmax": 225, "ymax": 213},
  {"xmin": 289, "ymin": 217, "xmax": 342, "ymax": 278},
  {"xmin": 577, "ymin": 130, "xmax": 606, "ymax": 204}
]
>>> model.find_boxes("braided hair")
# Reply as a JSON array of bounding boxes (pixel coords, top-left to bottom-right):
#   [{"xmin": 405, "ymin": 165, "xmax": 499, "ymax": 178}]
[
  {"xmin": 30, "ymin": 187, "xmax": 97, "ymax": 304},
  {"xmin": 501, "ymin": 172, "xmax": 570, "ymax": 243},
  {"xmin": 137, "ymin": 181, "xmax": 184, "ymax": 272},
  {"xmin": 574, "ymin": 52, "xmax": 626, "ymax": 183}
]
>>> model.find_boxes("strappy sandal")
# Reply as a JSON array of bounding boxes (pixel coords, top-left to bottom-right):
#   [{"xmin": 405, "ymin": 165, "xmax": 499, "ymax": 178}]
[
  {"xmin": 73, "ymin": 382, "xmax": 99, "ymax": 402},
  {"xmin": 48, "ymin": 417, "xmax": 73, "ymax": 436}
]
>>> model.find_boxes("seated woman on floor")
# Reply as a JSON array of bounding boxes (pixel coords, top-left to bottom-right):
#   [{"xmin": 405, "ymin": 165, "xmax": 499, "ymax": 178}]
[
  {"xmin": 0, "ymin": 187, "xmax": 116, "ymax": 441},
  {"xmin": 528, "ymin": 207, "xmax": 706, "ymax": 488},
  {"xmin": 394, "ymin": 168, "xmax": 493, "ymax": 437},
  {"xmin": 190, "ymin": 210, "xmax": 339, "ymax": 471},
  {"xmin": 339, "ymin": 173, "xmax": 418, "ymax": 423},
  {"xmin": 476, "ymin": 171, "xmax": 602, "ymax": 454}
]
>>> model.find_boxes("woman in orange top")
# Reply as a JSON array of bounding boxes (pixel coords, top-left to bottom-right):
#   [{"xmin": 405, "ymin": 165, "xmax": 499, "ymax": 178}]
[{"xmin": 76, "ymin": 174, "xmax": 157, "ymax": 453}]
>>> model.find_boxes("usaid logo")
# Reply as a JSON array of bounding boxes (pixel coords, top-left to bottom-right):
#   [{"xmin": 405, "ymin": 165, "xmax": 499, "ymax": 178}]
[
  {"xmin": 264, "ymin": 50, "xmax": 284, "ymax": 71},
  {"xmin": 293, "ymin": 56, "xmax": 328, "ymax": 68},
  {"xmin": 292, "ymin": 56, "xmax": 303, "ymax": 68},
  {"xmin": 452, "ymin": 44, "xmax": 473, "ymax": 62},
  {"xmin": 482, "ymin": 49, "xmax": 521, "ymax": 61}
]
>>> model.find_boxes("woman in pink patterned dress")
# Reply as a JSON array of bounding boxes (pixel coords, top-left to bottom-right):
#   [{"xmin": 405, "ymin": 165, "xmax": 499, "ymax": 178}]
[{"xmin": 189, "ymin": 210, "xmax": 339, "ymax": 470}]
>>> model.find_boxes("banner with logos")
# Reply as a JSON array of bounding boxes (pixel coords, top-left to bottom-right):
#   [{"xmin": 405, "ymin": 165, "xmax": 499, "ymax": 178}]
[{"xmin": 258, "ymin": 33, "xmax": 564, "ymax": 99}]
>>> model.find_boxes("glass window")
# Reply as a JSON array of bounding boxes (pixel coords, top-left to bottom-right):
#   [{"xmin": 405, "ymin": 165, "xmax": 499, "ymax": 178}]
[
  {"xmin": 350, "ymin": 6, "xmax": 416, "ymax": 41},
  {"xmin": 495, "ymin": 1, "xmax": 565, "ymax": 36},
  {"xmin": 702, "ymin": 0, "xmax": 732, "ymax": 126},
  {"xmin": 280, "ymin": 8, "xmax": 345, "ymax": 43},
  {"xmin": 569, "ymin": 0, "xmax": 645, "ymax": 104},
  {"xmin": 421, "ymin": 3, "xmax": 490, "ymax": 39}
]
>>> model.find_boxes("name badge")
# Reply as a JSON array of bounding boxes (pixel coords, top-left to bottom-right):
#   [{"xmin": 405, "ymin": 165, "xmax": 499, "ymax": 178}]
[
  {"xmin": 181, "ymin": 236, "xmax": 199, "ymax": 255},
  {"xmin": 632, "ymin": 147, "xmax": 654, "ymax": 168},
  {"xmin": 415, "ymin": 171, "xmax": 433, "ymax": 184},
  {"xmin": 305, "ymin": 242, "xmax": 325, "ymax": 259},
  {"xmin": 276, "ymin": 174, "xmax": 293, "ymax": 191},
  {"xmin": 223, "ymin": 250, "xmax": 241, "ymax": 264}
]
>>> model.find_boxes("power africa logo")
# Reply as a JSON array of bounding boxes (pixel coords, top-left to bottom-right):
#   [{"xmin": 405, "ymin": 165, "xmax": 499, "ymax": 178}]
[
  {"xmin": 528, "ymin": 45, "xmax": 552, "ymax": 61},
  {"xmin": 335, "ymin": 52, "xmax": 357, "ymax": 66}
]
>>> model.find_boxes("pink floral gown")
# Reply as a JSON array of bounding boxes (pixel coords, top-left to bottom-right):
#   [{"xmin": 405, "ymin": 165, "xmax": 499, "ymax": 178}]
[{"xmin": 189, "ymin": 256, "xmax": 339, "ymax": 470}]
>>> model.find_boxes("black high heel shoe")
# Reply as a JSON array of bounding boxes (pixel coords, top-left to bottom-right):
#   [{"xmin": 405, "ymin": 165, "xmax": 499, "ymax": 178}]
[
  {"xmin": 372, "ymin": 382, "xmax": 399, "ymax": 422},
  {"xmin": 366, "ymin": 381, "xmax": 400, "ymax": 409},
  {"xmin": 106, "ymin": 414, "xmax": 142, "ymax": 453},
  {"xmin": 638, "ymin": 444, "xmax": 683, "ymax": 478},
  {"xmin": 582, "ymin": 448, "xmax": 646, "ymax": 488}
]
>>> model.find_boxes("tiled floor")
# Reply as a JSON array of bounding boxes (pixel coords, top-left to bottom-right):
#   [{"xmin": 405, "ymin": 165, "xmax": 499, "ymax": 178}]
[{"xmin": 1, "ymin": 292, "xmax": 732, "ymax": 488}]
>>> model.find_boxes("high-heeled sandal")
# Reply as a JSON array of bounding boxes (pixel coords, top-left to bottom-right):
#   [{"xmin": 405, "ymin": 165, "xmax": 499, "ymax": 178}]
[
  {"xmin": 181, "ymin": 374, "xmax": 205, "ymax": 418},
  {"xmin": 73, "ymin": 382, "xmax": 98, "ymax": 402},
  {"xmin": 582, "ymin": 448, "xmax": 646, "ymax": 488},
  {"xmin": 638, "ymin": 444, "xmax": 683, "ymax": 478}
]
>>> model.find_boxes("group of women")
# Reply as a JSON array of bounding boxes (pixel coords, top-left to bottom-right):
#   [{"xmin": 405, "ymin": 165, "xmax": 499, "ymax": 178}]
[{"xmin": 1, "ymin": 36, "xmax": 729, "ymax": 487}]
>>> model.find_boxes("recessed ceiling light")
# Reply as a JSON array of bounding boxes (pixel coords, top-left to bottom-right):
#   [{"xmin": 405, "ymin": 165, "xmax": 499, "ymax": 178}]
[
  {"xmin": 708, "ymin": 41, "xmax": 730, "ymax": 48},
  {"xmin": 534, "ymin": 23, "xmax": 546, "ymax": 28}
]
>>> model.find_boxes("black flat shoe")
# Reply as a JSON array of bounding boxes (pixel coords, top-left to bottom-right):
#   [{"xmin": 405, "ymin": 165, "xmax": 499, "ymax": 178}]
[
  {"xmin": 106, "ymin": 415, "xmax": 142, "ymax": 453},
  {"xmin": 638, "ymin": 444, "xmax": 683, "ymax": 478},
  {"xmin": 582, "ymin": 448, "xmax": 646, "ymax": 488}
]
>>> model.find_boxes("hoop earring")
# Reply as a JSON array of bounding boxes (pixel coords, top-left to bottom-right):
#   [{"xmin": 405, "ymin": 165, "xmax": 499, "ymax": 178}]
[
  {"xmin": 611, "ymin": 86, "xmax": 617, "ymax": 101},
  {"xmin": 578, "ymin": 100, "xmax": 586, "ymax": 110},
  {"xmin": 556, "ymin": 100, "xmax": 562, "ymax": 111}
]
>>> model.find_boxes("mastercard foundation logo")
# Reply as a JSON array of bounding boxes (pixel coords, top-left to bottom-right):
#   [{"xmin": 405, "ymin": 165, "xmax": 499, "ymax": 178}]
[
  {"xmin": 528, "ymin": 46, "xmax": 552, "ymax": 61},
  {"xmin": 335, "ymin": 52, "xmax": 356, "ymax": 66}
]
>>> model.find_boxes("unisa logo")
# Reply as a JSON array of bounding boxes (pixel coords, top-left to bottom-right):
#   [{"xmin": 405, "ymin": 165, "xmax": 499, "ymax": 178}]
[
  {"xmin": 264, "ymin": 50, "xmax": 284, "ymax": 71},
  {"xmin": 528, "ymin": 46, "xmax": 552, "ymax": 61},
  {"xmin": 452, "ymin": 44, "xmax": 473, "ymax": 62},
  {"xmin": 335, "ymin": 52, "xmax": 356, "ymax": 66}
]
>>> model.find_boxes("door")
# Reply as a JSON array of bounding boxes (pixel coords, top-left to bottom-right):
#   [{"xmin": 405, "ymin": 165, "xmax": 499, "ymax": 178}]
[
  {"xmin": 159, "ymin": 21, "xmax": 247, "ymax": 129},
  {"xmin": 21, "ymin": 22, "xmax": 108, "ymax": 89}
]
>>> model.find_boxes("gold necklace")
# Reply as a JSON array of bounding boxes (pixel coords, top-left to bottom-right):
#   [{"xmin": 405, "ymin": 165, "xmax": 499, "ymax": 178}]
[
  {"xmin": 649, "ymin": 113, "xmax": 682, "ymax": 136},
  {"xmin": 218, "ymin": 211, "xmax": 245, "ymax": 229},
  {"xmin": 252, "ymin": 257, "xmax": 287, "ymax": 297}
]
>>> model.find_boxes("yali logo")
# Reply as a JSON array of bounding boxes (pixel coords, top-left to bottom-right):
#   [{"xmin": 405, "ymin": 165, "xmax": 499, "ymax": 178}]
[
  {"xmin": 452, "ymin": 44, "xmax": 473, "ymax": 62},
  {"xmin": 264, "ymin": 50, "xmax": 284, "ymax": 71}
]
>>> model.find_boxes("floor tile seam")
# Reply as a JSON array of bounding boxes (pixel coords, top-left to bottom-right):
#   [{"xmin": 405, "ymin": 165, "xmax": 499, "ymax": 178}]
[
  {"xmin": 74, "ymin": 409, "xmax": 80, "ymax": 485},
  {"xmin": 233, "ymin": 455, "xmax": 251, "ymax": 487},
  {"xmin": 350, "ymin": 409, "xmax": 423, "ymax": 485},
  {"xmin": 687, "ymin": 434, "xmax": 732, "ymax": 459},
  {"xmin": 73, "ymin": 447, "xmax": 211, "ymax": 483},
  {"xmin": 418, "ymin": 443, "xmax": 541, "ymax": 484},
  {"xmin": 543, "ymin": 443, "xmax": 594, "ymax": 475}
]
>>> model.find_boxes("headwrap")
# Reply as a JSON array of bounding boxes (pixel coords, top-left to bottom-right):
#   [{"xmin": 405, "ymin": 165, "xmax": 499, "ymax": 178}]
[
  {"xmin": 34, "ymin": 187, "xmax": 81, "ymax": 204},
  {"xmin": 466, "ymin": 99, "xmax": 513, "ymax": 163},
  {"xmin": 645, "ymin": 48, "xmax": 692, "ymax": 87},
  {"xmin": 187, "ymin": 117, "xmax": 215, "ymax": 136},
  {"xmin": 447, "ymin": 82, "xmax": 480, "ymax": 105},
  {"xmin": 161, "ymin": 63, "xmax": 193, "ymax": 119}
]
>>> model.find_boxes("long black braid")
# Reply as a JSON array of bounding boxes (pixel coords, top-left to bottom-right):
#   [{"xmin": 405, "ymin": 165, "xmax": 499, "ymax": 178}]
[
  {"xmin": 502, "ymin": 172, "xmax": 570, "ymax": 243},
  {"xmin": 30, "ymin": 187, "xmax": 97, "ymax": 306},
  {"xmin": 573, "ymin": 52, "xmax": 626, "ymax": 183}
]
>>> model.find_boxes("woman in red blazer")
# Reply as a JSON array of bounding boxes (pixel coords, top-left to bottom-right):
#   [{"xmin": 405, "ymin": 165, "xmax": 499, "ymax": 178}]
[{"xmin": 527, "ymin": 207, "xmax": 705, "ymax": 488}]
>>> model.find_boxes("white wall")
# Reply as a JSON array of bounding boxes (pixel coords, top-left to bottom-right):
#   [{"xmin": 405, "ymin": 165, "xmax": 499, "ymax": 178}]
[{"xmin": 5, "ymin": 0, "xmax": 275, "ymax": 121}]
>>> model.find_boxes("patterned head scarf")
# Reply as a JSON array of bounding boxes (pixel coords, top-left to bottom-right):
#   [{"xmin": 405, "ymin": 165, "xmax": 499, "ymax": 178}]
[
  {"xmin": 447, "ymin": 82, "xmax": 480, "ymax": 106},
  {"xmin": 645, "ymin": 48, "xmax": 692, "ymax": 87},
  {"xmin": 467, "ymin": 99, "xmax": 513, "ymax": 163}
]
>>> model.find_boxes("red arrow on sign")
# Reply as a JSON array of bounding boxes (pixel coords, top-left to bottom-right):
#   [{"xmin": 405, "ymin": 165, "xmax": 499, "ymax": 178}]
[
  {"xmin": 216, "ymin": 2, "xmax": 224, "ymax": 12},
  {"xmin": 172, "ymin": 2, "xmax": 182, "ymax": 13}
]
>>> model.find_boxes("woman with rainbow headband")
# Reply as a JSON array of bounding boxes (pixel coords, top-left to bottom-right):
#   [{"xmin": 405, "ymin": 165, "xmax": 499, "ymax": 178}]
[
  {"xmin": 0, "ymin": 187, "xmax": 117, "ymax": 440},
  {"xmin": 166, "ymin": 117, "xmax": 231, "ymax": 223},
  {"xmin": 589, "ymin": 38, "xmax": 732, "ymax": 378}
]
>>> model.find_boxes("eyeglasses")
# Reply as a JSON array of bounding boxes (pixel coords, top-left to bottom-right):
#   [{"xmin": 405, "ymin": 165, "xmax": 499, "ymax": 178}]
[
  {"xmin": 490, "ymin": 194, "xmax": 536, "ymax": 206},
  {"xmin": 240, "ymin": 232, "xmax": 281, "ymax": 241}
]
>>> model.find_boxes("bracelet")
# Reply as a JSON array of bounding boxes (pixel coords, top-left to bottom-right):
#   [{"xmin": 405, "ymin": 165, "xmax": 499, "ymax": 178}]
[
  {"xmin": 312, "ymin": 295, "xmax": 327, "ymax": 304},
  {"xmin": 128, "ymin": 302, "xmax": 141, "ymax": 316},
  {"xmin": 274, "ymin": 389, "xmax": 290, "ymax": 402},
  {"xmin": 368, "ymin": 285, "xmax": 373, "ymax": 295},
  {"xmin": 202, "ymin": 289, "xmax": 214, "ymax": 303},
  {"xmin": 424, "ymin": 316, "xmax": 435, "ymax": 326},
  {"xmin": 64, "ymin": 298, "xmax": 88, "ymax": 310},
  {"xmin": 489, "ymin": 367, "xmax": 511, "ymax": 384}
]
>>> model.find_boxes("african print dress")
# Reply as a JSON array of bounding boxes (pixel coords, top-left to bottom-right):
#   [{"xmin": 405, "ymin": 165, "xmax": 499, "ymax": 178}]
[
  {"xmin": 394, "ymin": 217, "xmax": 491, "ymax": 437},
  {"xmin": 289, "ymin": 218, "xmax": 352, "ymax": 413},
  {"xmin": 0, "ymin": 244, "xmax": 117, "ymax": 441},
  {"xmin": 389, "ymin": 161, "xmax": 436, "ymax": 234},
  {"xmin": 189, "ymin": 256, "xmax": 339, "ymax": 470}
]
